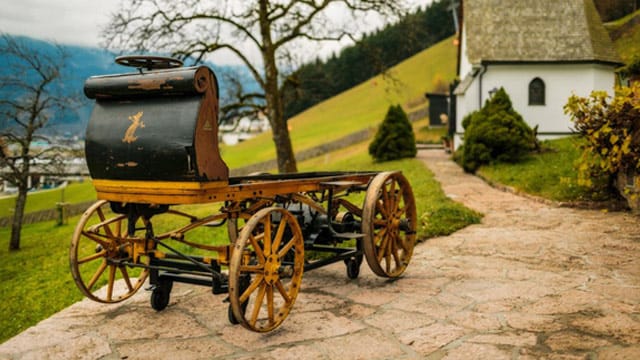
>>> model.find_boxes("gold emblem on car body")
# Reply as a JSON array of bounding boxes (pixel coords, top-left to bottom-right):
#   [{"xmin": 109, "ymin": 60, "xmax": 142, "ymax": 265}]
[{"xmin": 123, "ymin": 111, "xmax": 145, "ymax": 143}]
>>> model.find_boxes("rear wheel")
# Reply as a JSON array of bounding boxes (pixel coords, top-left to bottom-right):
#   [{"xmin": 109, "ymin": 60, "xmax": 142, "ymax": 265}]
[{"xmin": 361, "ymin": 172, "xmax": 417, "ymax": 278}]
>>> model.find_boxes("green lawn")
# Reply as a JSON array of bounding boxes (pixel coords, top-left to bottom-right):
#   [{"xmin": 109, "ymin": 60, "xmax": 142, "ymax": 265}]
[
  {"xmin": 477, "ymin": 136, "xmax": 610, "ymax": 202},
  {"xmin": 0, "ymin": 181, "xmax": 97, "ymax": 218},
  {"xmin": 0, "ymin": 219, "xmax": 85, "ymax": 343},
  {"xmin": 413, "ymin": 118, "xmax": 448, "ymax": 144}
]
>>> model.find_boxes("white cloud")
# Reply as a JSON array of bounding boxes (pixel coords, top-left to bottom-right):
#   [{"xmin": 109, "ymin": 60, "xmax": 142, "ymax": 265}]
[{"xmin": 0, "ymin": 0, "xmax": 118, "ymax": 47}]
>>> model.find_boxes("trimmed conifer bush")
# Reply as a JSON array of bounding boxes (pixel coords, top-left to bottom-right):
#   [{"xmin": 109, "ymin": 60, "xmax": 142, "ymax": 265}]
[
  {"xmin": 369, "ymin": 105, "xmax": 417, "ymax": 162},
  {"xmin": 460, "ymin": 87, "xmax": 535, "ymax": 173}
]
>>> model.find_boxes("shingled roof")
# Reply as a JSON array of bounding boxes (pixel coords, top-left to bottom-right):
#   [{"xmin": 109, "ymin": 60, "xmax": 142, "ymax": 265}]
[{"xmin": 463, "ymin": 0, "xmax": 622, "ymax": 65}]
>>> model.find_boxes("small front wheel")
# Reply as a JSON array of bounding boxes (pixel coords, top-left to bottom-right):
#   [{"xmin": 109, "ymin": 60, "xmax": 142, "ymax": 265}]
[
  {"xmin": 150, "ymin": 279, "xmax": 173, "ymax": 311},
  {"xmin": 345, "ymin": 256, "xmax": 362, "ymax": 279}
]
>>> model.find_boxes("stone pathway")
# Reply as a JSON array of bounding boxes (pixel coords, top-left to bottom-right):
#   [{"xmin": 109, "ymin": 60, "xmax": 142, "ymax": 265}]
[{"xmin": 1, "ymin": 149, "xmax": 639, "ymax": 359}]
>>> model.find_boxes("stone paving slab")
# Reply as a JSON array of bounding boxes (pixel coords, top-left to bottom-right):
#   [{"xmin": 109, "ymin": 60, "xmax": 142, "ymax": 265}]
[{"xmin": 1, "ymin": 149, "xmax": 639, "ymax": 359}]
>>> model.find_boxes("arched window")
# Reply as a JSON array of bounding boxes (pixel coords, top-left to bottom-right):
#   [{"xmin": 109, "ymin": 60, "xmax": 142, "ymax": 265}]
[{"xmin": 529, "ymin": 78, "xmax": 545, "ymax": 105}]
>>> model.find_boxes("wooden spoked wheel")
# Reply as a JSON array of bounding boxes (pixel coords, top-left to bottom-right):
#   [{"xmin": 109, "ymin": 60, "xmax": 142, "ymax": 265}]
[
  {"xmin": 229, "ymin": 207, "xmax": 304, "ymax": 332},
  {"xmin": 69, "ymin": 200, "xmax": 150, "ymax": 303},
  {"xmin": 362, "ymin": 172, "xmax": 417, "ymax": 278}
]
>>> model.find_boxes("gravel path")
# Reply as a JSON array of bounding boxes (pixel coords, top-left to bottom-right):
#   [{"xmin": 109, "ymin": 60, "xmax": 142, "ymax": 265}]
[{"xmin": 1, "ymin": 149, "xmax": 639, "ymax": 360}]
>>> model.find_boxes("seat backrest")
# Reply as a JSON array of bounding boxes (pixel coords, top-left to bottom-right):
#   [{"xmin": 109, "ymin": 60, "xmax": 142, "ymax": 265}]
[{"xmin": 84, "ymin": 66, "xmax": 228, "ymax": 182}]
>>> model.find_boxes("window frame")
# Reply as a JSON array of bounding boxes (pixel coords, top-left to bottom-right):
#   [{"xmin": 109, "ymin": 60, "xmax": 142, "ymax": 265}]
[{"xmin": 528, "ymin": 77, "xmax": 545, "ymax": 106}]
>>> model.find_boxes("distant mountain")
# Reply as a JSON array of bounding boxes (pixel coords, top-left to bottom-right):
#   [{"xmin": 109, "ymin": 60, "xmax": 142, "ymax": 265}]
[{"xmin": 0, "ymin": 35, "xmax": 259, "ymax": 138}]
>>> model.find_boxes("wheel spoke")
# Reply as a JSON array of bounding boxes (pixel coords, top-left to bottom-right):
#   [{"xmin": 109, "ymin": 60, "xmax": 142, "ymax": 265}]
[
  {"xmin": 381, "ymin": 183, "xmax": 390, "ymax": 207},
  {"xmin": 273, "ymin": 217, "xmax": 288, "ymax": 251},
  {"xmin": 250, "ymin": 283, "xmax": 267, "ymax": 326},
  {"xmin": 81, "ymin": 231, "xmax": 111, "ymax": 249},
  {"xmin": 107, "ymin": 265, "xmax": 116, "ymax": 301},
  {"xmin": 375, "ymin": 230, "xmax": 389, "ymax": 262},
  {"xmin": 263, "ymin": 216, "xmax": 272, "ymax": 255},
  {"xmin": 248, "ymin": 235, "xmax": 266, "ymax": 265},
  {"xmin": 391, "ymin": 237, "xmax": 402, "ymax": 268},
  {"xmin": 115, "ymin": 219, "xmax": 122, "ymax": 238},
  {"xmin": 397, "ymin": 233, "xmax": 411, "ymax": 252},
  {"xmin": 267, "ymin": 285, "xmax": 275, "ymax": 325},
  {"xmin": 277, "ymin": 235, "xmax": 299, "ymax": 258},
  {"xmin": 373, "ymin": 218, "xmax": 387, "ymax": 227},
  {"xmin": 239, "ymin": 264, "xmax": 264, "ymax": 273},
  {"xmin": 240, "ymin": 274, "xmax": 264, "ymax": 303},
  {"xmin": 389, "ymin": 181, "xmax": 397, "ymax": 211},
  {"xmin": 120, "ymin": 266, "xmax": 134, "ymax": 291},
  {"xmin": 376, "ymin": 199, "xmax": 389, "ymax": 219},
  {"xmin": 87, "ymin": 259, "xmax": 108, "ymax": 291},
  {"xmin": 275, "ymin": 280, "xmax": 292, "ymax": 304},
  {"xmin": 77, "ymin": 250, "xmax": 107, "ymax": 264},
  {"xmin": 96, "ymin": 207, "xmax": 115, "ymax": 238}
]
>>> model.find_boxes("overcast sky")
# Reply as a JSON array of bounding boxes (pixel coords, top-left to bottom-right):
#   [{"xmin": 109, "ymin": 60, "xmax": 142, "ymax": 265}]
[
  {"xmin": 0, "ymin": 0, "xmax": 434, "ymax": 65},
  {"xmin": 0, "ymin": 0, "xmax": 118, "ymax": 47}
]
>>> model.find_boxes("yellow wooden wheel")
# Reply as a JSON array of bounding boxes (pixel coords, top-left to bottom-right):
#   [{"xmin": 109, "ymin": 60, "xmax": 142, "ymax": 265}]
[
  {"xmin": 228, "ymin": 207, "xmax": 304, "ymax": 332},
  {"xmin": 362, "ymin": 172, "xmax": 417, "ymax": 278},
  {"xmin": 69, "ymin": 200, "xmax": 150, "ymax": 303}
]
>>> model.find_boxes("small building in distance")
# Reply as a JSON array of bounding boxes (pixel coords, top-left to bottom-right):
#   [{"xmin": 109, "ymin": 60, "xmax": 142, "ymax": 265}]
[{"xmin": 452, "ymin": 0, "xmax": 623, "ymax": 149}]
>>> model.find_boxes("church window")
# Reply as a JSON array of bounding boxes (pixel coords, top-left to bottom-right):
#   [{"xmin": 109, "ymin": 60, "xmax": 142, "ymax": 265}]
[{"xmin": 529, "ymin": 78, "xmax": 545, "ymax": 105}]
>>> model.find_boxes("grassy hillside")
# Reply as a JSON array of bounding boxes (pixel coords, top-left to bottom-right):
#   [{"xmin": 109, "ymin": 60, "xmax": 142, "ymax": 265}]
[
  {"xmin": 606, "ymin": 9, "xmax": 640, "ymax": 63},
  {"xmin": 221, "ymin": 36, "xmax": 457, "ymax": 169}
]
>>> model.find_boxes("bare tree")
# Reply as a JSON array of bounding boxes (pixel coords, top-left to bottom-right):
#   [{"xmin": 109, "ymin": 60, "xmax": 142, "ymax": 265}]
[
  {"xmin": 0, "ymin": 34, "xmax": 73, "ymax": 251},
  {"xmin": 103, "ymin": 0, "xmax": 406, "ymax": 173}
]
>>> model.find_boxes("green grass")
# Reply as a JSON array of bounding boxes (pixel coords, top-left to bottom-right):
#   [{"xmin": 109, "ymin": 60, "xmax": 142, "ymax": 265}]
[
  {"xmin": 477, "ymin": 136, "xmax": 604, "ymax": 202},
  {"xmin": 0, "ymin": 181, "xmax": 97, "ymax": 218},
  {"xmin": 607, "ymin": 9, "xmax": 640, "ymax": 63},
  {"xmin": 221, "ymin": 37, "xmax": 457, "ymax": 169},
  {"xmin": 413, "ymin": 118, "xmax": 448, "ymax": 144},
  {"xmin": 0, "ymin": 219, "xmax": 86, "ymax": 342}
]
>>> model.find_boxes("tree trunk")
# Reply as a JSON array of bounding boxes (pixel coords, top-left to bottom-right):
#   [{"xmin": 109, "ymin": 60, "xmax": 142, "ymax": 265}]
[
  {"xmin": 259, "ymin": 0, "xmax": 297, "ymax": 173},
  {"xmin": 271, "ymin": 114, "xmax": 297, "ymax": 173},
  {"xmin": 9, "ymin": 187, "xmax": 27, "ymax": 251}
]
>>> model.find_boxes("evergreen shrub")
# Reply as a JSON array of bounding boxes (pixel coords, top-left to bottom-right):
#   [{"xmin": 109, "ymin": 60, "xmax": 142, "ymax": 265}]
[
  {"xmin": 369, "ymin": 105, "xmax": 417, "ymax": 162},
  {"xmin": 459, "ymin": 87, "xmax": 535, "ymax": 173}
]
